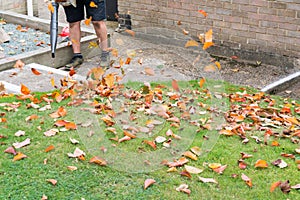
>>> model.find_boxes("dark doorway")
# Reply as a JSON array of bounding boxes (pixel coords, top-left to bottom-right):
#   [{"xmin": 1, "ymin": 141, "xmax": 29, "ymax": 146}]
[{"xmin": 106, "ymin": 0, "xmax": 118, "ymax": 21}]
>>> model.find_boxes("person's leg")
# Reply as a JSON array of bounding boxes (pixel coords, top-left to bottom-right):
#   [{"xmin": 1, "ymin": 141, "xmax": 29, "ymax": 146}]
[
  {"xmin": 63, "ymin": 1, "xmax": 85, "ymax": 69},
  {"xmin": 86, "ymin": 0, "xmax": 110, "ymax": 67},
  {"xmin": 92, "ymin": 21, "xmax": 108, "ymax": 51},
  {"xmin": 69, "ymin": 21, "xmax": 81, "ymax": 54}
]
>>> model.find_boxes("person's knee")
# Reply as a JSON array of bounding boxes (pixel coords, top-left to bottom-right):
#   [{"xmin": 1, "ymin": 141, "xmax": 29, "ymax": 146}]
[
  {"xmin": 69, "ymin": 21, "xmax": 80, "ymax": 29},
  {"xmin": 92, "ymin": 21, "xmax": 105, "ymax": 29}
]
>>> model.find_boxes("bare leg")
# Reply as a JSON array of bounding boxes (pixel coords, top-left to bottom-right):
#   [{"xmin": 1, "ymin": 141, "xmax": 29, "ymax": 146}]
[
  {"xmin": 69, "ymin": 21, "xmax": 81, "ymax": 53},
  {"xmin": 92, "ymin": 20, "xmax": 108, "ymax": 51}
]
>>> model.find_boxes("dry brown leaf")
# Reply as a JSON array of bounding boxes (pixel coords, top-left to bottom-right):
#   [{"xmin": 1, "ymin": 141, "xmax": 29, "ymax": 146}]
[
  {"xmin": 184, "ymin": 165, "xmax": 203, "ymax": 174},
  {"xmin": 185, "ymin": 40, "xmax": 199, "ymax": 48},
  {"xmin": 4, "ymin": 146, "xmax": 17, "ymax": 155},
  {"xmin": 44, "ymin": 129, "xmax": 59, "ymax": 137},
  {"xmin": 13, "ymin": 138, "xmax": 30, "ymax": 149},
  {"xmin": 48, "ymin": 3, "xmax": 54, "ymax": 13},
  {"xmin": 14, "ymin": 130, "xmax": 25, "ymax": 137},
  {"xmin": 89, "ymin": 156, "xmax": 107, "ymax": 166},
  {"xmin": 183, "ymin": 151, "xmax": 197, "ymax": 161},
  {"xmin": 199, "ymin": 78, "xmax": 206, "ymax": 88},
  {"xmin": 14, "ymin": 59, "xmax": 25, "ymax": 69},
  {"xmin": 198, "ymin": 9, "xmax": 208, "ymax": 17},
  {"xmin": 46, "ymin": 179, "xmax": 57, "ymax": 186},
  {"xmin": 198, "ymin": 176, "xmax": 218, "ymax": 184},
  {"xmin": 89, "ymin": 1, "xmax": 98, "ymax": 7},
  {"xmin": 145, "ymin": 67, "xmax": 155, "ymax": 76},
  {"xmin": 241, "ymin": 173, "xmax": 252, "ymax": 188},
  {"xmin": 67, "ymin": 166, "xmax": 78, "ymax": 171},
  {"xmin": 144, "ymin": 178, "xmax": 156, "ymax": 190}
]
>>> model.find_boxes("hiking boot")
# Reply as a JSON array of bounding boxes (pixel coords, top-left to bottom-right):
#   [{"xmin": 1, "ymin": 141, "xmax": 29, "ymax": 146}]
[
  {"xmin": 64, "ymin": 56, "xmax": 84, "ymax": 71},
  {"xmin": 100, "ymin": 51, "xmax": 110, "ymax": 68}
]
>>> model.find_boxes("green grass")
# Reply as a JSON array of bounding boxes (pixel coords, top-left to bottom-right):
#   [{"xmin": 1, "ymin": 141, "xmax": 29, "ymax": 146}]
[{"xmin": 0, "ymin": 80, "xmax": 299, "ymax": 200}]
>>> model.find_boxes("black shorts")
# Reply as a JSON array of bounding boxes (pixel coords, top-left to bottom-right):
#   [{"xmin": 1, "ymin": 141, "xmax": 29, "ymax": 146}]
[{"xmin": 63, "ymin": 0, "xmax": 106, "ymax": 23}]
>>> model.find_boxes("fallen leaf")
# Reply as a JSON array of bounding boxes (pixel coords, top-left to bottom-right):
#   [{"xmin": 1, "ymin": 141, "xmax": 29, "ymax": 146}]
[
  {"xmin": 272, "ymin": 159, "xmax": 288, "ymax": 168},
  {"xmin": 291, "ymin": 184, "xmax": 300, "ymax": 189},
  {"xmin": 198, "ymin": 176, "xmax": 218, "ymax": 184},
  {"xmin": 182, "ymin": 29, "xmax": 189, "ymax": 35},
  {"xmin": 271, "ymin": 141, "xmax": 280, "ymax": 146},
  {"xmin": 41, "ymin": 194, "xmax": 48, "ymax": 200},
  {"xmin": 143, "ymin": 140, "xmax": 157, "ymax": 150},
  {"xmin": 144, "ymin": 178, "xmax": 156, "ymax": 190},
  {"xmin": 14, "ymin": 130, "xmax": 25, "ymax": 137},
  {"xmin": 46, "ymin": 179, "xmax": 57, "ymax": 186},
  {"xmin": 67, "ymin": 166, "xmax": 78, "ymax": 171},
  {"xmin": 44, "ymin": 129, "xmax": 59, "ymax": 137},
  {"xmin": 215, "ymin": 61, "xmax": 221, "ymax": 69},
  {"xmin": 238, "ymin": 159, "xmax": 247, "ymax": 170},
  {"xmin": 183, "ymin": 151, "xmax": 197, "ymax": 160},
  {"xmin": 21, "ymin": 84, "xmax": 31, "ymax": 95},
  {"xmin": 25, "ymin": 114, "xmax": 39, "ymax": 122},
  {"xmin": 68, "ymin": 147, "xmax": 86, "ymax": 159},
  {"xmin": 45, "ymin": 145, "xmax": 55, "ymax": 152},
  {"xmin": 70, "ymin": 138, "xmax": 79, "ymax": 144},
  {"xmin": 254, "ymin": 159, "xmax": 268, "ymax": 168},
  {"xmin": 145, "ymin": 67, "xmax": 155, "ymax": 76},
  {"xmin": 31, "ymin": 68, "xmax": 41, "ymax": 75},
  {"xmin": 13, "ymin": 138, "xmax": 30, "ymax": 149},
  {"xmin": 203, "ymin": 41, "xmax": 214, "ymax": 50},
  {"xmin": 14, "ymin": 59, "xmax": 25, "ymax": 69},
  {"xmin": 13, "ymin": 152, "xmax": 27, "ymax": 161},
  {"xmin": 172, "ymin": 79, "xmax": 180, "ymax": 92},
  {"xmin": 270, "ymin": 181, "xmax": 281, "ymax": 192},
  {"xmin": 280, "ymin": 180, "xmax": 291, "ymax": 193},
  {"xmin": 208, "ymin": 163, "xmax": 221, "ymax": 169},
  {"xmin": 180, "ymin": 170, "xmax": 192, "ymax": 179},
  {"xmin": 4, "ymin": 146, "xmax": 17, "ymax": 155},
  {"xmin": 281, "ymin": 153, "xmax": 295, "ymax": 159},
  {"xmin": 241, "ymin": 173, "xmax": 252, "ymax": 188},
  {"xmin": 184, "ymin": 165, "xmax": 203, "ymax": 174},
  {"xmin": 240, "ymin": 152, "xmax": 253, "ymax": 159},
  {"xmin": 185, "ymin": 40, "xmax": 199, "ymax": 48},
  {"xmin": 190, "ymin": 146, "xmax": 201, "ymax": 156},
  {"xmin": 167, "ymin": 167, "xmax": 178, "ymax": 172},
  {"xmin": 204, "ymin": 64, "xmax": 217, "ymax": 72},
  {"xmin": 89, "ymin": 156, "xmax": 107, "ymax": 166},
  {"xmin": 176, "ymin": 184, "xmax": 191, "ymax": 195},
  {"xmin": 212, "ymin": 165, "xmax": 227, "ymax": 174}
]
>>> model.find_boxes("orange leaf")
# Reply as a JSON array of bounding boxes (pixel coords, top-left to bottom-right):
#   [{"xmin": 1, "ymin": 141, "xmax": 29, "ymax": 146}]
[
  {"xmin": 208, "ymin": 163, "xmax": 222, "ymax": 169},
  {"xmin": 104, "ymin": 73, "xmax": 115, "ymax": 88},
  {"xmin": 205, "ymin": 29, "xmax": 213, "ymax": 42},
  {"xmin": 144, "ymin": 178, "xmax": 156, "ymax": 190},
  {"xmin": 21, "ymin": 84, "xmax": 31, "ymax": 95},
  {"xmin": 54, "ymin": 119, "xmax": 69, "ymax": 127},
  {"xmin": 172, "ymin": 79, "xmax": 180, "ymax": 92},
  {"xmin": 145, "ymin": 67, "xmax": 155, "ymax": 76},
  {"xmin": 84, "ymin": 16, "xmax": 92, "ymax": 26},
  {"xmin": 123, "ymin": 130, "xmax": 137, "ymax": 139},
  {"xmin": 199, "ymin": 78, "xmax": 206, "ymax": 88},
  {"xmin": 125, "ymin": 29, "xmax": 135, "ymax": 37},
  {"xmin": 13, "ymin": 152, "xmax": 27, "ymax": 161},
  {"xmin": 47, "ymin": 3, "xmax": 54, "ymax": 13},
  {"xmin": 31, "ymin": 68, "xmax": 41, "ymax": 75},
  {"xmin": 198, "ymin": 9, "xmax": 208, "ymax": 17},
  {"xmin": 214, "ymin": 61, "xmax": 221, "ymax": 70},
  {"xmin": 143, "ymin": 140, "xmax": 157, "ymax": 150},
  {"xmin": 65, "ymin": 122, "xmax": 77, "ymax": 130},
  {"xmin": 180, "ymin": 170, "xmax": 192, "ymax": 179},
  {"xmin": 25, "ymin": 114, "xmax": 39, "ymax": 122},
  {"xmin": 270, "ymin": 181, "xmax": 281, "ymax": 192},
  {"xmin": 203, "ymin": 42, "xmax": 214, "ymax": 50},
  {"xmin": 89, "ymin": 156, "xmax": 107, "ymax": 166},
  {"xmin": 212, "ymin": 165, "xmax": 227, "ymax": 174},
  {"xmin": 183, "ymin": 151, "xmax": 197, "ymax": 161},
  {"xmin": 89, "ymin": 1, "xmax": 98, "ymax": 7},
  {"xmin": 271, "ymin": 141, "xmax": 280, "ymax": 146},
  {"xmin": 69, "ymin": 68, "xmax": 76, "ymax": 76},
  {"xmin": 45, "ymin": 145, "xmax": 55, "ymax": 152},
  {"xmin": 254, "ymin": 159, "xmax": 268, "ymax": 168},
  {"xmin": 125, "ymin": 57, "xmax": 131, "ymax": 65},
  {"xmin": 185, "ymin": 40, "xmax": 199, "ymax": 48}
]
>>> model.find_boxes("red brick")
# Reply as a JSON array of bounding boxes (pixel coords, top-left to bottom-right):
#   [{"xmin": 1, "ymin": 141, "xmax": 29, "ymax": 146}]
[
  {"xmin": 240, "ymin": 5, "xmax": 258, "ymax": 13},
  {"xmin": 287, "ymin": 3, "xmax": 300, "ymax": 11},
  {"xmin": 269, "ymin": 2, "xmax": 287, "ymax": 9},
  {"xmin": 258, "ymin": 7, "xmax": 277, "ymax": 15},
  {"xmin": 232, "ymin": 0, "xmax": 249, "ymax": 5},
  {"xmin": 225, "ymin": 16, "xmax": 242, "ymax": 23},
  {"xmin": 242, "ymin": 18, "xmax": 259, "ymax": 26},
  {"xmin": 231, "ymin": 23, "xmax": 249, "ymax": 31},
  {"xmin": 279, "ymin": 23, "xmax": 298, "ymax": 31}
]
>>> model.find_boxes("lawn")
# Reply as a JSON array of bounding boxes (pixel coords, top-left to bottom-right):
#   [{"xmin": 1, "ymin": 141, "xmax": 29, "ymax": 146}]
[{"xmin": 0, "ymin": 75, "xmax": 299, "ymax": 200}]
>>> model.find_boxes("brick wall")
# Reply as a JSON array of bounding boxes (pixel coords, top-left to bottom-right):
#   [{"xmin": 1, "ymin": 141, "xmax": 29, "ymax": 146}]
[
  {"xmin": 0, "ymin": 0, "xmax": 38, "ymax": 15},
  {"xmin": 118, "ymin": 0, "xmax": 300, "ymax": 64}
]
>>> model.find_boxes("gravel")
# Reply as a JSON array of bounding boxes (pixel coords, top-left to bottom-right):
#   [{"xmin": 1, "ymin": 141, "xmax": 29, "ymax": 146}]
[{"xmin": 0, "ymin": 23, "xmax": 50, "ymax": 58}]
